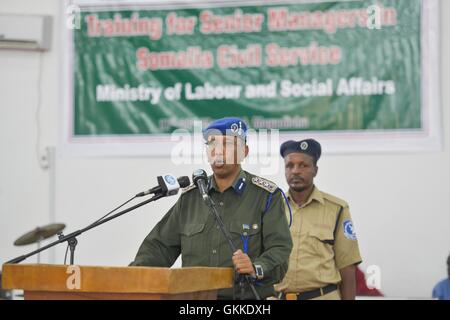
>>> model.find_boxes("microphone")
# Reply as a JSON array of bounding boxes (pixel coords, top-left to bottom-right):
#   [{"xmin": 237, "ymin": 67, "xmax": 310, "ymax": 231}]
[
  {"xmin": 136, "ymin": 175, "xmax": 190, "ymax": 197},
  {"xmin": 192, "ymin": 169, "xmax": 210, "ymax": 200}
]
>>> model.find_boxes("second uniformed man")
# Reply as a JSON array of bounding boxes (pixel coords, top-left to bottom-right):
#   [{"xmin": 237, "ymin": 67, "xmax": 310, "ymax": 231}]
[
  {"xmin": 131, "ymin": 117, "xmax": 293, "ymax": 299},
  {"xmin": 275, "ymin": 139, "xmax": 362, "ymax": 300}
]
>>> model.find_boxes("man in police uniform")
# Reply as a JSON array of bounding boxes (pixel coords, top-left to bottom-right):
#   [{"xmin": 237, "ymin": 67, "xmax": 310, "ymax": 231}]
[
  {"xmin": 131, "ymin": 117, "xmax": 293, "ymax": 300},
  {"xmin": 275, "ymin": 139, "xmax": 362, "ymax": 300}
]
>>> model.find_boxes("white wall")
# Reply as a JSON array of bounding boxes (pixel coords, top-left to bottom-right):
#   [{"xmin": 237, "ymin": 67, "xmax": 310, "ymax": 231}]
[{"xmin": 1, "ymin": 0, "xmax": 449, "ymax": 298}]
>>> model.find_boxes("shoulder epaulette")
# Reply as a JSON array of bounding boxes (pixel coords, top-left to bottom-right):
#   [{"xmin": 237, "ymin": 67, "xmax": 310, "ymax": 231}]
[
  {"xmin": 321, "ymin": 191, "xmax": 348, "ymax": 208},
  {"xmin": 251, "ymin": 176, "xmax": 278, "ymax": 193}
]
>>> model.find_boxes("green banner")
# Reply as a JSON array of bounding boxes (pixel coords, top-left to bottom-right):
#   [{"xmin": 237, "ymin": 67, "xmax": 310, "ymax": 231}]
[{"xmin": 73, "ymin": 0, "xmax": 421, "ymax": 136}]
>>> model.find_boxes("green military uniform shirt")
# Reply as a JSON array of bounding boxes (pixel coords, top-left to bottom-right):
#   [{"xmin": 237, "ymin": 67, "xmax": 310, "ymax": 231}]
[
  {"xmin": 275, "ymin": 185, "xmax": 362, "ymax": 294},
  {"xmin": 131, "ymin": 169, "xmax": 293, "ymax": 299}
]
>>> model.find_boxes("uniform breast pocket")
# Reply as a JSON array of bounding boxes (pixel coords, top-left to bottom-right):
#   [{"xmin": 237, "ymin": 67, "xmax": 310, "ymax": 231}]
[
  {"xmin": 229, "ymin": 221, "xmax": 262, "ymax": 256},
  {"xmin": 303, "ymin": 229, "xmax": 335, "ymax": 257},
  {"xmin": 180, "ymin": 223, "xmax": 206, "ymax": 259}
]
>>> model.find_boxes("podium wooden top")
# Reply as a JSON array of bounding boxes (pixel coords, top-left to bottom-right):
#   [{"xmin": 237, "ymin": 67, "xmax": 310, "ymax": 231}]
[{"xmin": 2, "ymin": 264, "xmax": 233, "ymax": 294}]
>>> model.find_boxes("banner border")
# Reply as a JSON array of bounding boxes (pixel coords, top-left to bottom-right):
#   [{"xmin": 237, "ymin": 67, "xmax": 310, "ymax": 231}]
[{"xmin": 60, "ymin": 0, "xmax": 442, "ymax": 157}]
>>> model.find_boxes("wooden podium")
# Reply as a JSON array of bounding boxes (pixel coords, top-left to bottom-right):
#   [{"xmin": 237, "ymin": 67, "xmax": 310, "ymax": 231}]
[{"xmin": 2, "ymin": 264, "xmax": 233, "ymax": 300}]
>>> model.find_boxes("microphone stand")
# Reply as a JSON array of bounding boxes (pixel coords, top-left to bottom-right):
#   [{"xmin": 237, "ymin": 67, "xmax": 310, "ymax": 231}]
[
  {"xmin": 6, "ymin": 193, "xmax": 164, "ymax": 265},
  {"xmin": 202, "ymin": 195, "xmax": 261, "ymax": 300}
]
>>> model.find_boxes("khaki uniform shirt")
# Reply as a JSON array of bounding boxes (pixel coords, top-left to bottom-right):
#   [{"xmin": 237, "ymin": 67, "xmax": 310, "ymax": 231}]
[
  {"xmin": 276, "ymin": 186, "xmax": 362, "ymax": 293},
  {"xmin": 131, "ymin": 170, "xmax": 293, "ymax": 299}
]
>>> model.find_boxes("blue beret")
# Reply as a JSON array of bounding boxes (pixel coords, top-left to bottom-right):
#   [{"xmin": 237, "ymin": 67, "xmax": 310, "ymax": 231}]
[
  {"xmin": 280, "ymin": 139, "xmax": 322, "ymax": 162},
  {"xmin": 203, "ymin": 117, "xmax": 248, "ymax": 141}
]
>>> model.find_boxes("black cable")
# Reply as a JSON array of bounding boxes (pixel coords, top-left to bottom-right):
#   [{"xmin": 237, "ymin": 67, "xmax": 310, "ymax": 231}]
[
  {"xmin": 7, "ymin": 194, "xmax": 164, "ymax": 265},
  {"xmin": 59, "ymin": 195, "xmax": 137, "ymax": 264},
  {"xmin": 63, "ymin": 244, "xmax": 69, "ymax": 265},
  {"xmin": 86, "ymin": 195, "xmax": 137, "ymax": 228}
]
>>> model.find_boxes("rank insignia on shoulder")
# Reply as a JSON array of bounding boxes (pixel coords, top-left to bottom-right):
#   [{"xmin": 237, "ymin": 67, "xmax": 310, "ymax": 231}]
[
  {"xmin": 251, "ymin": 176, "xmax": 277, "ymax": 193},
  {"xmin": 182, "ymin": 184, "xmax": 197, "ymax": 194}
]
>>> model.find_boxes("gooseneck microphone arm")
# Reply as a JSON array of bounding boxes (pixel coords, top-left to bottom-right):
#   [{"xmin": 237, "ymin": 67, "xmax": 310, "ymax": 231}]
[
  {"xmin": 204, "ymin": 196, "xmax": 237, "ymax": 252},
  {"xmin": 192, "ymin": 169, "xmax": 261, "ymax": 300},
  {"xmin": 203, "ymin": 196, "xmax": 261, "ymax": 301}
]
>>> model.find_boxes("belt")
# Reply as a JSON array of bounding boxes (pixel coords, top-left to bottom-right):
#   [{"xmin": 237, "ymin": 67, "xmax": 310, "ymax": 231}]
[{"xmin": 284, "ymin": 284, "xmax": 338, "ymax": 300}]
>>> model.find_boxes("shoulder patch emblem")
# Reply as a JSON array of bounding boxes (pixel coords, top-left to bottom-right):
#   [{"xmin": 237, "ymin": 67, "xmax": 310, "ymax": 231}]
[
  {"xmin": 343, "ymin": 219, "xmax": 357, "ymax": 240},
  {"xmin": 251, "ymin": 176, "xmax": 277, "ymax": 193},
  {"xmin": 182, "ymin": 184, "xmax": 197, "ymax": 194}
]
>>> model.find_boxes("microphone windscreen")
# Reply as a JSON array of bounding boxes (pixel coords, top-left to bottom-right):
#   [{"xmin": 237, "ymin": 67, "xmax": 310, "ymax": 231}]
[
  {"xmin": 177, "ymin": 176, "xmax": 191, "ymax": 188},
  {"xmin": 192, "ymin": 169, "xmax": 208, "ymax": 186}
]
